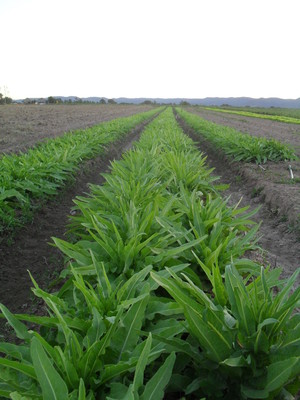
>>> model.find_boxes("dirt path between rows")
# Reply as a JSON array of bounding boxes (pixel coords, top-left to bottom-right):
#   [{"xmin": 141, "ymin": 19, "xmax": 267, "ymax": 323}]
[
  {"xmin": 0, "ymin": 115, "xmax": 156, "ymax": 339},
  {"xmin": 175, "ymin": 111, "xmax": 300, "ymax": 286}
]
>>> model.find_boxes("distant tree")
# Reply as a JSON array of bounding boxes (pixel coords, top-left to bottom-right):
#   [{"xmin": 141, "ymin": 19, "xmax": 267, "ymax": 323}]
[
  {"xmin": 108, "ymin": 98, "xmax": 117, "ymax": 104},
  {"xmin": 142, "ymin": 100, "xmax": 154, "ymax": 105},
  {"xmin": 180, "ymin": 101, "xmax": 190, "ymax": 106},
  {"xmin": 0, "ymin": 92, "xmax": 12, "ymax": 104},
  {"xmin": 47, "ymin": 96, "xmax": 56, "ymax": 104},
  {"xmin": 100, "ymin": 98, "xmax": 106, "ymax": 104}
]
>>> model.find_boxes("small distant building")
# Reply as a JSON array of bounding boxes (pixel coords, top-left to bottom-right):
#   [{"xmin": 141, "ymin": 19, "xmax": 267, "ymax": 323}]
[
  {"xmin": 23, "ymin": 98, "xmax": 46, "ymax": 105},
  {"xmin": 35, "ymin": 98, "xmax": 46, "ymax": 105},
  {"xmin": 23, "ymin": 98, "xmax": 35, "ymax": 104}
]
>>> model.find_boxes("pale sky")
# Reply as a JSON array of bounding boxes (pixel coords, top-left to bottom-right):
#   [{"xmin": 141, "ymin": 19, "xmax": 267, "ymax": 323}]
[{"xmin": 1, "ymin": 0, "xmax": 299, "ymax": 100}]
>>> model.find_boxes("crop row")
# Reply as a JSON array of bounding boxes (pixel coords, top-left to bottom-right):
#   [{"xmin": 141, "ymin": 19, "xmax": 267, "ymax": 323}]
[
  {"xmin": 177, "ymin": 108, "xmax": 297, "ymax": 163},
  {"xmin": 0, "ymin": 108, "xmax": 160, "ymax": 238},
  {"xmin": 204, "ymin": 106, "xmax": 300, "ymax": 124},
  {"xmin": 0, "ymin": 108, "xmax": 299, "ymax": 399}
]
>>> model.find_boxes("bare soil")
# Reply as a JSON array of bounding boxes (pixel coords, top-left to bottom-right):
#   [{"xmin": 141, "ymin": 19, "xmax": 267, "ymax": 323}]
[
  {"xmin": 0, "ymin": 104, "xmax": 156, "ymax": 154},
  {"xmin": 0, "ymin": 116, "xmax": 155, "ymax": 339},
  {"xmin": 175, "ymin": 111, "xmax": 300, "ymax": 286}
]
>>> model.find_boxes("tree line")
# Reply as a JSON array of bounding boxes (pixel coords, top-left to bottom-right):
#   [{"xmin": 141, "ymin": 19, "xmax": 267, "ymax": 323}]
[{"xmin": 0, "ymin": 93, "xmax": 12, "ymax": 104}]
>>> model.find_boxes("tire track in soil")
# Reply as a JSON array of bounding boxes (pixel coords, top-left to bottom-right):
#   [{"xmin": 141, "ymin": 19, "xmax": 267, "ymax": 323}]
[
  {"xmin": 0, "ymin": 114, "xmax": 158, "ymax": 338},
  {"xmin": 175, "ymin": 111, "xmax": 300, "ymax": 285}
]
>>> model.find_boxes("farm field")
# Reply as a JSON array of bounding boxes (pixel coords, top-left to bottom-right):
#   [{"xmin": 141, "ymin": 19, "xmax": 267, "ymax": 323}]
[
  {"xmin": 0, "ymin": 107, "xmax": 299, "ymax": 399},
  {"xmin": 187, "ymin": 106, "xmax": 300, "ymax": 148},
  {"xmin": 181, "ymin": 106, "xmax": 300, "ymax": 227},
  {"xmin": 175, "ymin": 109, "xmax": 300, "ymax": 283},
  {"xmin": 204, "ymin": 106, "xmax": 300, "ymax": 124},
  {"xmin": 0, "ymin": 107, "xmax": 160, "ymax": 239},
  {"xmin": 0, "ymin": 104, "xmax": 157, "ymax": 154},
  {"xmin": 0, "ymin": 107, "xmax": 161, "ymax": 319}
]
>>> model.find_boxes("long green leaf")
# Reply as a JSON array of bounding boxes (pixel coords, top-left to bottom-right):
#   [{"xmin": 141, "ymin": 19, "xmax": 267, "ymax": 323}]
[
  {"xmin": 0, "ymin": 358, "xmax": 36, "ymax": 380},
  {"xmin": 0, "ymin": 304, "xmax": 31, "ymax": 340},
  {"xmin": 265, "ymin": 358, "xmax": 299, "ymax": 393},
  {"xmin": 141, "ymin": 352, "xmax": 176, "ymax": 400},
  {"xmin": 115, "ymin": 292, "xmax": 150, "ymax": 361},
  {"xmin": 133, "ymin": 334, "xmax": 152, "ymax": 392},
  {"xmin": 30, "ymin": 337, "xmax": 69, "ymax": 400},
  {"xmin": 78, "ymin": 378, "xmax": 86, "ymax": 400}
]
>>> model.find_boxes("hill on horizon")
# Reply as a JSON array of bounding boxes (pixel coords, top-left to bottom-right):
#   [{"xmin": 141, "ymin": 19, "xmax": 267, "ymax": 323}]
[{"xmin": 15, "ymin": 96, "xmax": 300, "ymax": 108}]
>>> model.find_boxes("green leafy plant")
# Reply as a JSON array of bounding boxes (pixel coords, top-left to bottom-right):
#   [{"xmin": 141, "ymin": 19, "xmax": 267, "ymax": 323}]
[
  {"xmin": 151, "ymin": 265, "xmax": 300, "ymax": 399},
  {"xmin": 0, "ymin": 262, "xmax": 157, "ymax": 398},
  {"xmin": 1, "ymin": 107, "xmax": 299, "ymax": 399}
]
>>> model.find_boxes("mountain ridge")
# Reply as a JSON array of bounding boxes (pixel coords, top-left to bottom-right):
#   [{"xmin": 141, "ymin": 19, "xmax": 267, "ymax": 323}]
[{"xmin": 16, "ymin": 96, "xmax": 300, "ymax": 108}]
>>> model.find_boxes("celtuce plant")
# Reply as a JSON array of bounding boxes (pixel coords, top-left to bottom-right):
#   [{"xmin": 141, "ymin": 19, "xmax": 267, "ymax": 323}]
[
  {"xmin": 0, "ymin": 108, "xmax": 299, "ymax": 399},
  {"xmin": 151, "ymin": 265, "xmax": 300, "ymax": 399}
]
